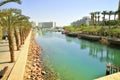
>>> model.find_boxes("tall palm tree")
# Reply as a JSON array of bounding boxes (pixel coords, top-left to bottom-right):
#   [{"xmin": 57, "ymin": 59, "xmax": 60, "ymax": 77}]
[
  {"xmin": 107, "ymin": 11, "xmax": 113, "ymax": 21},
  {"xmin": 0, "ymin": 8, "xmax": 20, "ymax": 62},
  {"xmin": 0, "ymin": 26, "xmax": 2, "ymax": 40},
  {"xmin": 107, "ymin": 11, "xmax": 114, "ymax": 37},
  {"xmin": 94, "ymin": 12, "xmax": 98, "ymax": 23},
  {"xmin": 113, "ymin": 11, "xmax": 118, "ymax": 20},
  {"xmin": 0, "ymin": 12, "xmax": 4, "ymax": 40},
  {"xmin": 12, "ymin": 10, "xmax": 22, "ymax": 50},
  {"xmin": 90, "ymin": 12, "xmax": 95, "ymax": 25},
  {"xmin": 0, "ymin": 9, "xmax": 17, "ymax": 62},
  {"xmin": 17, "ymin": 15, "xmax": 30, "ymax": 45},
  {"xmin": 96, "ymin": 11, "xmax": 100, "ymax": 25},
  {"xmin": 0, "ymin": 0, "xmax": 21, "ymax": 42},
  {"xmin": 101, "ymin": 11, "xmax": 107, "ymax": 22},
  {"xmin": 0, "ymin": 0, "xmax": 21, "ymax": 6},
  {"xmin": 13, "ymin": 13, "xmax": 31, "ymax": 50},
  {"xmin": 0, "ymin": 8, "xmax": 31, "ymax": 62}
]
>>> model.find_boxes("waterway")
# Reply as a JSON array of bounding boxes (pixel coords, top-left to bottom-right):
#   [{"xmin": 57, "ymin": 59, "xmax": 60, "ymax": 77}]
[{"xmin": 35, "ymin": 31, "xmax": 120, "ymax": 80}]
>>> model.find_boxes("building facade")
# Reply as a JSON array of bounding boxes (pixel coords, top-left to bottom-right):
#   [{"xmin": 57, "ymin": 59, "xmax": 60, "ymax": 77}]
[
  {"xmin": 118, "ymin": 0, "xmax": 120, "ymax": 20},
  {"xmin": 71, "ymin": 16, "xmax": 90, "ymax": 26},
  {"xmin": 38, "ymin": 22, "xmax": 56, "ymax": 28}
]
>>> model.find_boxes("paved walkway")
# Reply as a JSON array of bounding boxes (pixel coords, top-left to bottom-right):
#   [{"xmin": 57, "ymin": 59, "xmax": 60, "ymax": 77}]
[
  {"xmin": 0, "ymin": 31, "xmax": 31, "ymax": 80},
  {"xmin": 0, "ymin": 41, "xmax": 21, "ymax": 80},
  {"xmin": 95, "ymin": 72, "xmax": 120, "ymax": 80}
]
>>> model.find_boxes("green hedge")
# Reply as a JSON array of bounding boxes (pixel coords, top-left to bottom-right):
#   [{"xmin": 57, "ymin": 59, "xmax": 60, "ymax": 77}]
[{"xmin": 64, "ymin": 25, "xmax": 120, "ymax": 37}]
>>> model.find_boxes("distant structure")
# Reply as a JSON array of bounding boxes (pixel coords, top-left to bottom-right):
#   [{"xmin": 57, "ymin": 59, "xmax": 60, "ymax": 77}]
[
  {"xmin": 118, "ymin": 0, "xmax": 120, "ymax": 20},
  {"xmin": 38, "ymin": 22, "xmax": 56, "ymax": 28},
  {"xmin": 71, "ymin": 16, "xmax": 90, "ymax": 26},
  {"xmin": 31, "ymin": 21, "xmax": 36, "ymax": 28}
]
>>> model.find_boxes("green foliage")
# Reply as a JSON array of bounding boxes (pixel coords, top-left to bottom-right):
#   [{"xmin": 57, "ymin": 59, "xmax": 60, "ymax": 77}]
[
  {"xmin": 109, "ymin": 27, "xmax": 120, "ymax": 36},
  {"xmin": 64, "ymin": 26, "xmax": 76, "ymax": 32},
  {"xmin": 64, "ymin": 25, "xmax": 90, "ymax": 32},
  {"xmin": 105, "ymin": 20, "xmax": 120, "ymax": 26},
  {"xmin": 64, "ymin": 24, "xmax": 120, "ymax": 38}
]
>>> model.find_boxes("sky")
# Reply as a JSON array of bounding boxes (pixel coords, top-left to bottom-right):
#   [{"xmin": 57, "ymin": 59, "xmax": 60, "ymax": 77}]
[{"xmin": 0, "ymin": 0, "xmax": 119, "ymax": 26}]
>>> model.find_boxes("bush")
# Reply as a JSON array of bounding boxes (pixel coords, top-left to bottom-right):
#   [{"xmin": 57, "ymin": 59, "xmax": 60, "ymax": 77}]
[
  {"xmin": 109, "ymin": 27, "xmax": 120, "ymax": 37},
  {"xmin": 105, "ymin": 20, "xmax": 120, "ymax": 26}
]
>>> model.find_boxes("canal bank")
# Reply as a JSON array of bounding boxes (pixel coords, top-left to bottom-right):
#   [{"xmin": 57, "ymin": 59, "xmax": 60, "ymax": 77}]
[
  {"xmin": 24, "ymin": 32, "xmax": 57, "ymax": 80},
  {"xmin": 24, "ymin": 32, "xmax": 43, "ymax": 80},
  {"xmin": 63, "ymin": 31, "xmax": 120, "ymax": 46}
]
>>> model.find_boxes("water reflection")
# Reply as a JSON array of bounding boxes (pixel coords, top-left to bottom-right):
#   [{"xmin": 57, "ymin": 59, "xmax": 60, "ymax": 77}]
[
  {"xmin": 66, "ymin": 36, "xmax": 73, "ymax": 43},
  {"xmin": 78, "ymin": 39, "xmax": 120, "ymax": 67},
  {"xmin": 64, "ymin": 33, "xmax": 120, "ymax": 72}
]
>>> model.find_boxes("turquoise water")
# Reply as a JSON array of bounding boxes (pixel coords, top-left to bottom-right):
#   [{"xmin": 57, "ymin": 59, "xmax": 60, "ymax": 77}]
[{"xmin": 35, "ymin": 31, "xmax": 120, "ymax": 80}]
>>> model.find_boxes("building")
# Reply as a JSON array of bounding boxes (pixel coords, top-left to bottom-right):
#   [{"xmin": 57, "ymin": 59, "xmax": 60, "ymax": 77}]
[
  {"xmin": 118, "ymin": 0, "xmax": 120, "ymax": 20},
  {"xmin": 31, "ymin": 21, "xmax": 36, "ymax": 28},
  {"xmin": 71, "ymin": 16, "xmax": 90, "ymax": 26},
  {"xmin": 38, "ymin": 22, "xmax": 56, "ymax": 28}
]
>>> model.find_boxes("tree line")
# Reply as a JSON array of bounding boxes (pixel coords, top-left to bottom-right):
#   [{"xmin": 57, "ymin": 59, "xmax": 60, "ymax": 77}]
[
  {"xmin": 0, "ymin": 0, "xmax": 32, "ymax": 62},
  {"xmin": 90, "ymin": 10, "xmax": 120, "ymax": 26}
]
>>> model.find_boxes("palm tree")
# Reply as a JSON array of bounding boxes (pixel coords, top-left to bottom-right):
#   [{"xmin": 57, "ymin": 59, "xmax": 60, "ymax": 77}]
[
  {"xmin": 107, "ymin": 11, "xmax": 113, "ymax": 21},
  {"xmin": 90, "ymin": 12, "xmax": 95, "ymax": 25},
  {"xmin": 106, "ymin": 11, "xmax": 114, "ymax": 37},
  {"xmin": 13, "ymin": 14, "xmax": 31, "ymax": 50},
  {"xmin": 101, "ymin": 11, "xmax": 107, "ymax": 22},
  {"xmin": 12, "ymin": 10, "xmax": 22, "ymax": 50},
  {"xmin": 0, "ymin": 8, "xmax": 20, "ymax": 62},
  {"xmin": 96, "ymin": 11, "xmax": 100, "ymax": 25},
  {"xmin": 0, "ymin": 26, "xmax": 2, "ymax": 40},
  {"xmin": 0, "ymin": 9, "xmax": 17, "ymax": 62},
  {"xmin": 94, "ymin": 12, "xmax": 98, "ymax": 23},
  {"xmin": 0, "ymin": 0, "xmax": 21, "ymax": 6},
  {"xmin": 113, "ymin": 11, "xmax": 118, "ymax": 20},
  {"xmin": 0, "ymin": 0, "xmax": 21, "ymax": 42},
  {"xmin": 0, "ymin": 11, "xmax": 4, "ymax": 40},
  {"xmin": 17, "ymin": 15, "xmax": 31, "ymax": 45},
  {"xmin": 0, "ymin": 8, "xmax": 31, "ymax": 62}
]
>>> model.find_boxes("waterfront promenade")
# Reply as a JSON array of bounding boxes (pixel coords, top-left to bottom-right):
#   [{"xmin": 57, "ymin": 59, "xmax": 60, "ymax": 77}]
[
  {"xmin": 0, "ymin": 31, "xmax": 31, "ymax": 80},
  {"xmin": 96, "ymin": 72, "xmax": 120, "ymax": 80}
]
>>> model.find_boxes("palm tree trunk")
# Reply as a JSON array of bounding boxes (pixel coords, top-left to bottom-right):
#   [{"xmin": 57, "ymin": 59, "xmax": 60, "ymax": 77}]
[
  {"xmin": 14, "ymin": 27, "xmax": 20, "ymax": 50},
  {"xmin": 20, "ymin": 28, "xmax": 23, "ymax": 45},
  {"xmin": 8, "ymin": 28, "xmax": 14, "ymax": 62},
  {"xmin": 0, "ymin": 26, "xmax": 2, "ymax": 40},
  {"xmin": 109, "ymin": 15, "xmax": 111, "ymax": 21},
  {"xmin": 114, "ymin": 15, "xmax": 116, "ymax": 20},
  {"xmin": 93, "ymin": 16, "xmax": 95, "ymax": 25},
  {"xmin": 98, "ymin": 16, "xmax": 100, "ymax": 25}
]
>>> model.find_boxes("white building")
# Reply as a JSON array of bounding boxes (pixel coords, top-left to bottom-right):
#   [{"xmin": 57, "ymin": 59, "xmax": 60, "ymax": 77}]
[
  {"xmin": 82, "ymin": 16, "xmax": 90, "ymax": 25},
  {"xmin": 71, "ymin": 16, "xmax": 90, "ymax": 26},
  {"xmin": 38, "ymin": 22, "xmax": 56, "ymax": 28},
  {"xmin": 31, "ymin": 21, "xmax": 36, "ymax": 28}
]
